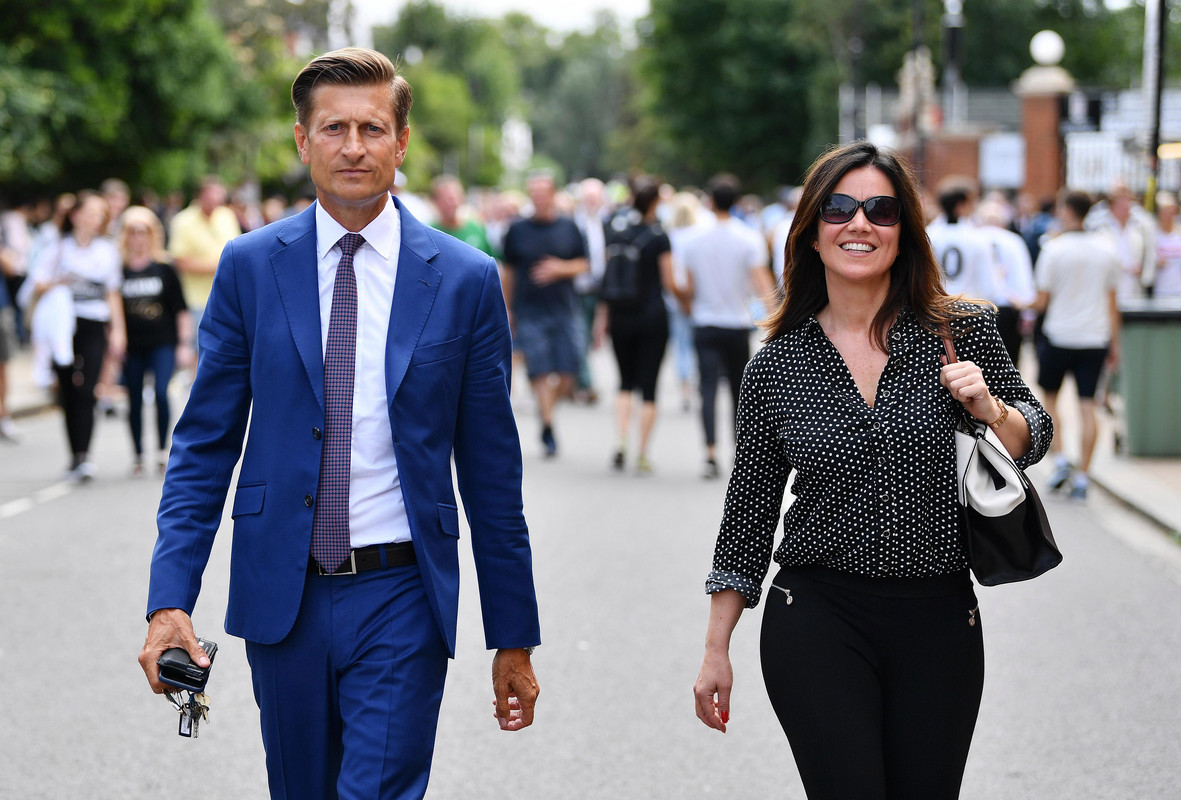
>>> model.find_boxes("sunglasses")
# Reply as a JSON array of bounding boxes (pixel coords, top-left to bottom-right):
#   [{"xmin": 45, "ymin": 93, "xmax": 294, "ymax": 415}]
[{"xmin": 820, "ymin": 193, "xmax": 901, "ymax": 226}]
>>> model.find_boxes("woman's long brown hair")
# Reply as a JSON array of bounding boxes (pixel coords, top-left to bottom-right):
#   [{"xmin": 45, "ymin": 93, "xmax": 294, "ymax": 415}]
[{"xmin": 761, "ymin": 140, "xmax": 976, "ymax": 350}]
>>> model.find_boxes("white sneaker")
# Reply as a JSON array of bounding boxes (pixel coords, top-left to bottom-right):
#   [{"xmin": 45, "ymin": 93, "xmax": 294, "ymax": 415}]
[
  {"xmin": 68, "ymin": 461, "xmax": 96, "ymax": 483},
  {"xmin": 0, "ymin": 416, "xmax": 20, "ymax": 442}
]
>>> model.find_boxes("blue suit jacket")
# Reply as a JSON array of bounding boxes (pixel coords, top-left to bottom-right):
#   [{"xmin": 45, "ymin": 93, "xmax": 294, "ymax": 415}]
[{"xmin": 147, "ymin": 199, "xmax": 540, "ymax": 656}]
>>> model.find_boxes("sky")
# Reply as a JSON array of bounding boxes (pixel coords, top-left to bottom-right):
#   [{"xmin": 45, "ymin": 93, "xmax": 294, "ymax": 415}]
[{"xmin": 350, "ymin": 0, "xmax": 650, "ymax": 45}]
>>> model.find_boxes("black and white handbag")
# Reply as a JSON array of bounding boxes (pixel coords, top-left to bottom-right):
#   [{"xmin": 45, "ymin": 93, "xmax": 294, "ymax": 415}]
[{"xmin": 943, "ymin": 335, "xmax": 1062, "ymax": 586}]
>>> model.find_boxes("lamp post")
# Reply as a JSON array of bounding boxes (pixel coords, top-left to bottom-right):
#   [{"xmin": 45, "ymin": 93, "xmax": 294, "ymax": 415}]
[{"xmin": 1142, "ymin": 0, "xmax": 1167, "ymax": 212}]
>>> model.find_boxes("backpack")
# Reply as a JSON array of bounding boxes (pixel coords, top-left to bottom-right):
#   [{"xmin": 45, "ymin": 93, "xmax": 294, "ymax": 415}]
[{"xmin": 600, "ymin": 210, "xmax": 659, "ymax": 309}]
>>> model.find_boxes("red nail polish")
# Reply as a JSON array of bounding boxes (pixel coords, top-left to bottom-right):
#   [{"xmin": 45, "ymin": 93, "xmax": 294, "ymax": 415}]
[{"xmin": 720, "ymin": 711, "xmax": 729, "ymax": 724}]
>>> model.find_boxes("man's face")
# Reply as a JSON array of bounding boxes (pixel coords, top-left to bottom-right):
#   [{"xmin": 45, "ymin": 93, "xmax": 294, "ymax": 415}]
[
  {"xmin": 433, "ymin": 181, "xmax": 463, "ymax": 222},
  {"xmin": 529, "ymin": 177, "xmax": 555, "ymax": 219},
  {"xmin": 198, "ymin": 184, "xmax": 226, "ymax": 215},
  {"xmin": 294, "ymin": 83, "xmax": 408, "ymax": 221}
]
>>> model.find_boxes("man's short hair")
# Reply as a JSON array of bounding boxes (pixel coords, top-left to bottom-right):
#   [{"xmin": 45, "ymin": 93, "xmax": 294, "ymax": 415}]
[
  {"xmin": 1059, "ymin": 190, "xmax": 1094, "ymax": 222},
  {"xmin": 937, "ymin": 178, "xmax": 976, "ymax": 223},
  {"xmin": 706, "ymin": 173, "xmax": 740, "ymax": 213},
  {"xmin": 291, "ymin": 47, "xmax": 413, "ymax": 133}
]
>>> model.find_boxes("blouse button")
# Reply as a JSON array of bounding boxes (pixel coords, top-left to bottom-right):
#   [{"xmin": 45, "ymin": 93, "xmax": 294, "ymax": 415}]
[
  {"xmin": 879, "ymin": 492, "xmax": 890, "ymax": 503},
  {"xmin": 891, "ymin": 331, "xmax": 900, "ymax": 340},
  {"xmin": 881, "ymin": 389, "xmax": 890, "ymax": 398}
]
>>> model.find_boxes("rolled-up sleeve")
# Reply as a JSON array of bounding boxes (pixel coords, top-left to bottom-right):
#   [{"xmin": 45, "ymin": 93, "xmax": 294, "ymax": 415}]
[{"xmin": 705, "ymin": 355, "xmax": 793, "ymax": 608}]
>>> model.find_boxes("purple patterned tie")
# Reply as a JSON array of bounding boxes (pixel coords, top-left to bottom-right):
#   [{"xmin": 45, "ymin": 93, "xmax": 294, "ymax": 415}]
[{"xmin": 311, "ymin": 232, "xmax": 364, "ymax": 572}]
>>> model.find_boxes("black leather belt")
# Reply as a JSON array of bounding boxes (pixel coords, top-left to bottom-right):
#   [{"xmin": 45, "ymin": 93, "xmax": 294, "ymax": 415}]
[{"xmin": 309, "ymin": 541, "xmax": 416, "ymax": 576}]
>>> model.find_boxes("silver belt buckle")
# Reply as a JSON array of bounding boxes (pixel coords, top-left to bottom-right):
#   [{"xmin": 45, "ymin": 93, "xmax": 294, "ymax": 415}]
[{"xmin": 319, "ymin": 551, "xmax": 357, "ymax": 576}]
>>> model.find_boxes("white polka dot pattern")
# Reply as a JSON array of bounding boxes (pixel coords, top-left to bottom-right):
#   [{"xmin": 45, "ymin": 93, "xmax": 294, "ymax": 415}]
[{"xmin": 705, "ymin": 304, "xmax": 1052, "ymax": 607}]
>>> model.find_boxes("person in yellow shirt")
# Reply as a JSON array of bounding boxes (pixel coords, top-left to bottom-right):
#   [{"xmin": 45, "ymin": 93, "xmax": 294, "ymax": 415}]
[{"xmin": 168, "ymin": 176, "xmax": 241, "ymax": 333}]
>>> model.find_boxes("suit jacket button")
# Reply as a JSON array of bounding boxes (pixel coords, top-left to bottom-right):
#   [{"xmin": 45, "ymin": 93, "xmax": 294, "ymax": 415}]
[
  {"xmin": 304, "ymin": 494, "xmax": 314, "ymax": 507},
  {"xmin": 312, "ymin": 427, "xmax": 322, "ymax": 440}
]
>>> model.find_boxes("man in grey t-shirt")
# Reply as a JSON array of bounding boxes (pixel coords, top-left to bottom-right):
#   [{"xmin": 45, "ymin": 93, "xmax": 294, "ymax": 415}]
[
  {"xmin": 1032, "ymin": 190, "xmax": 1121, "ymax": 500},
  {"xmin": 679, "ymin": 174, "xmax": 775, "ymax": 479}
]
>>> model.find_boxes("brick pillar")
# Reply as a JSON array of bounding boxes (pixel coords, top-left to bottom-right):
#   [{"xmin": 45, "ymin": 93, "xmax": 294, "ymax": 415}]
[{"xmin": 1015, "ymin": 66, "xmax": 1074, "ymax": 204}]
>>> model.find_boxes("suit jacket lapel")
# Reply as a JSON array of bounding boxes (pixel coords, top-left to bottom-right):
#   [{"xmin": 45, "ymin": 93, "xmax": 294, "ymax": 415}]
[
  {"xmin": 386, "ymin": 199, "xmax": 441, "ymax": 402},
  {"xmin": 270, "ymin": 206, "xmax": 325, "ymax": 411}
]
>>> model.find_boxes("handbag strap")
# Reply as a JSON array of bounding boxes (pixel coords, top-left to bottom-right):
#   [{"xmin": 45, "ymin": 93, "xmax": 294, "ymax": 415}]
[{"xmin": 940, "ymin": 324, "xmax": 958, "ymax": 364}]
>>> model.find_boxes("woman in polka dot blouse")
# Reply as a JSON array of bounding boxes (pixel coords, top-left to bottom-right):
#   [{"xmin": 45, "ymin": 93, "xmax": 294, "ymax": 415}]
[{"xmin": 692, "ymin": 141, "xmax": 1051, "ymax": 800}]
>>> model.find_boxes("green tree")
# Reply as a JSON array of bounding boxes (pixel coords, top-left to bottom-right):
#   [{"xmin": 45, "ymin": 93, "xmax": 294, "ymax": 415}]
[
  {"xmin": 0, "ymin": 0, "xmax": 251, "ymax": 194},
  {"xmin": 641, "ymin": 0, "xmax": 825, "ymax": 191}
]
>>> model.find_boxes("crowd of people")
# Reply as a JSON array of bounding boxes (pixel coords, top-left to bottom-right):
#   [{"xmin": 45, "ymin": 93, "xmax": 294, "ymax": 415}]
[{"xmin": 0, "ymin": 162, "xmax": 1177, "ymax": 491}]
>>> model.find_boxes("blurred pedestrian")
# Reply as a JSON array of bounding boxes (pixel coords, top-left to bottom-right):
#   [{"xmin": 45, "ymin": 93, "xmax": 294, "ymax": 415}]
[
  {"xmin": 101, "ymin": 178, "xmax": 131, "ymax": 237},
  {"xmin": 693, "ymin": 140, "xmax": 1051, "ymax": 800},
  {"xmin": 927, "ymin": 179, "xmax": 1001, "ymax": 303},
  {"xmin": 573, "ymin": 177, "xmax": 609, "ymax": 404},
  {"xmin": 1086, "ymin": 181, "xmax": 1155, "ymax": 301},
  {"xmin": 600, "ymin": 176, "xmax": 674, "ymax": 473},
  {"xmin": 1034, "ymin": 190, "xmax": 1121, "ymax": 500},
  {"xmin": 0, "ymin": 270, "xmax": 15, "ymax": 441},
  {"xmin": 679, "ymin": 173, "xmax": 775, "ymax": 478},
  {"xmin": 1, "ymin": 195, "xmax": 36, "ymax": 346},
  {"xmin": 118, "ymin": 206, "xmax": 191, "ymax": 476},
  {"xmin": 431, "ymin": 175, "xmax": 496, "ymax": 256},
  {"xmin": 29, "ymin": 191, "xmax": 126, "ymax": 480},
  {"xmin": 667, "ymin": 192, "xmax": 708, "ymax": 412},
  {"xmin": 168, "ymin": 176, "xmax": 241, "ymax": 336},
  {"xmin": 501, "ymin": 170, "xmax": 588, "ymax": 457},
  {"xmin": 976, "ymin": 199, "xmax": 1036, "ymax": 364},
  {"xmin": 1153, "ymin": 191, "xmax": 1181, "ymax": 297}
]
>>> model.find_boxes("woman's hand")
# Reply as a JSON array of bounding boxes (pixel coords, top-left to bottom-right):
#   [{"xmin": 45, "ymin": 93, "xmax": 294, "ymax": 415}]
[
  {"xmin": 940, "ymin": 357, "xmax": 999, "ymax": 425},
  {"xmin": 693, "ymin": 646, "xmax": 734, "ymax": 733}
]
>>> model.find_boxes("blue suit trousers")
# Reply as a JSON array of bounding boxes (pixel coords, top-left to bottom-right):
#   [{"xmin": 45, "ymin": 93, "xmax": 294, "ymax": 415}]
[{"xmin": 245, "ymin": 564, "xmax": 449, "ymax": 800}]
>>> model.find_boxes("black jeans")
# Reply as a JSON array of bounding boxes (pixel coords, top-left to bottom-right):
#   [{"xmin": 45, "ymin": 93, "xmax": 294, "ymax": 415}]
[
  {"xmin": 760, "ymin": 566, "xmax": 984, "ymax": 800},
  {"xmin": 54, "ymin": 317, "xmax": 107, "ymax": 459},
  {"xmin": 693, "ymin": 326, "xmax": 749, "ymax": 447}
]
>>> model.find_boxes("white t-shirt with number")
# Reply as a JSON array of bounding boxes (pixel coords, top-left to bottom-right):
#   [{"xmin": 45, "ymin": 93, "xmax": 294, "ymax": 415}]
[{"xmin": 927, "ymin": 220, "xmax": 1001, "ymax": 304}]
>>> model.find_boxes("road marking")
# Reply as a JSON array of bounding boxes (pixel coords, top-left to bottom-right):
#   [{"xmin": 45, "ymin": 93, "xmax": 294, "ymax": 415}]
[
  {"xmin": 34, "ymin": 482, "xmax": 74, "ymax": 503},
  {"xmin": 0, "ymin": 498, "xmax": 35, "ymax": 519},
  {"xmin": 0, "ymin": 482, "xmax": 74, "ymax": 521}
]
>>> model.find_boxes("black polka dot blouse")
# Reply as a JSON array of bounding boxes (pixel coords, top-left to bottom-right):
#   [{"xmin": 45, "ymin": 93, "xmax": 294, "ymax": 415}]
[{"xmin": 705, "ymin": 304, "xmax": 1052, "ymax": 607}]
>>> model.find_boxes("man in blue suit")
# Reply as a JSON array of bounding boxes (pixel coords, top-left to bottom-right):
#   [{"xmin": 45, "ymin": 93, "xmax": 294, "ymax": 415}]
[{"xmin": 138, "ymin": 48, "xmax": 541, "ymax": 799}]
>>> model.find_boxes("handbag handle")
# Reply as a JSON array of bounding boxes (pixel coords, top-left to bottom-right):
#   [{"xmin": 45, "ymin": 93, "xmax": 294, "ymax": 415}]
[{"xmin": 941, "ymin": 325, "xmax": 958, "ymax": 364}]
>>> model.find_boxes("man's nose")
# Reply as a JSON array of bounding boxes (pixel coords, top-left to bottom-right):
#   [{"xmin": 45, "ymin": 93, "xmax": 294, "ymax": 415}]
[{"xmin": 342, "ymin": 127, "xmax": 365, "ymax": 157}]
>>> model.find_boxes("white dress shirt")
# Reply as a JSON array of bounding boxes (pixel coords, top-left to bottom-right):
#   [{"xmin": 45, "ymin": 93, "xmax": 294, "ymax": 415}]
[{"xmin": 314, "ymin": 200, "xmax": 411, "ymax": 546}]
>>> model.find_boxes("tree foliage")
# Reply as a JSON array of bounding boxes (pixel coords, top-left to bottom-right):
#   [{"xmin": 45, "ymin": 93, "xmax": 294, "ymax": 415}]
[
  {"xmin": 0, "ymin": 0, "xmax": 245, "ymax": 194},
  {"xmin": 641, "ymin": 0, "xmax": 826, "ymax": 192}
]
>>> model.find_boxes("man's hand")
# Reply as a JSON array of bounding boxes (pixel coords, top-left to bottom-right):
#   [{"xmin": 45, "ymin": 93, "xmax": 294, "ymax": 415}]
[
  {"xmin": 491, "ymin": 648, "xmax": 538, "ymax": 731},
  {"xmin": 529, "ymin": 257, "xmax": 567, "ymax": 287},
  {"xmin": 138, "ymin": 608, "xmax": 209, "ymax": 694}
]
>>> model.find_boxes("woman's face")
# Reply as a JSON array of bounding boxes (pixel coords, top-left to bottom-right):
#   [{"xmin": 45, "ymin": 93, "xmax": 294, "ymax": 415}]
[
  {"xmin": 70, "ymin": 196, "xmax": 108, "ymax": 239},
  {"xmin": 124, "ymin": 222, "xmax": 154, "ymax": 258},
  {"xmin": 814, "ymin": 166, "xmax": 900, "ymax": 291}
]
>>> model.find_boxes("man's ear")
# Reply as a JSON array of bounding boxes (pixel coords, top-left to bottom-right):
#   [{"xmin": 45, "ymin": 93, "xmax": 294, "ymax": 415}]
[{"xmin": 294, "ymin": 124, "xmax": 310, "ymax": 165}]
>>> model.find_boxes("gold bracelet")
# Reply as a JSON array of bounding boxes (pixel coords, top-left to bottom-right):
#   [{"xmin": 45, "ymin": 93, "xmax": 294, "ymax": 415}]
[{"xmin": 988, "ymin": 397, "xmax": 1009, "ymax": 430}]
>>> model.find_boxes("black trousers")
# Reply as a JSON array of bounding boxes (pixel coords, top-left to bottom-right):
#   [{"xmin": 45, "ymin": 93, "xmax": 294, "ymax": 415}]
[
  {"xmin": 760, "ymin": 566, "xmax": 984, "ymax": 800},
  {"xmin": 54, "ymin": 317, "xmax": 107, "ymax": 459},
  {"xmin": 995, "ymin": 305, "xmax": 1022, "ymax": 366},
  {"xmin": 693, "ymin": 326, "xmax": 748, "ymax": 447}
]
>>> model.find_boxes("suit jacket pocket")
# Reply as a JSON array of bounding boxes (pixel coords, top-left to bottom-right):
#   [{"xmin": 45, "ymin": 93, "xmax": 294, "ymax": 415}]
[
  {"xmin": 231, "ymin": 483, "xmax": 266, "ymax": 518},
  {"xmin": 438, "ymin": 503, "xmax": 461, "ymax": 537},
  {"xmin": 410, "ymin": 335, "xmax": 466, "ymax": 367}
]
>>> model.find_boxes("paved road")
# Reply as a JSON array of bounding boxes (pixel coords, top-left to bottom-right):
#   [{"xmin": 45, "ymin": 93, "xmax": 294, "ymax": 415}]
[{"xmin": 2, "ymin": 351, "xmax": 1181, "ymax": 799}]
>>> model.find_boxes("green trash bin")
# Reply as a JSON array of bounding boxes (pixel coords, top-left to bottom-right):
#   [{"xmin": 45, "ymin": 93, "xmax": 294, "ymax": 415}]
[{"xmin": 1120, "ymin": 298, "xmax": 1181, "ymax": 456}]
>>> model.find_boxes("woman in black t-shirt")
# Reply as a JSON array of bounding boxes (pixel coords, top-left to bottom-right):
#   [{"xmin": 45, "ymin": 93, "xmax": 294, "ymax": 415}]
[
  {"xmin": 599, "ymin": 176, "xmax": 677, "ymax": 474},
  {"xmin": 118, "ymin": 206, "xmax": 191, "ymax": 476}
]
